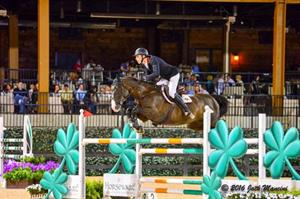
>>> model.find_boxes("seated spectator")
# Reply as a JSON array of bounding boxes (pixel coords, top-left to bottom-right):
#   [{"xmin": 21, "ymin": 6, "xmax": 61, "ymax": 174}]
[
  {"xmin": 60, "ymin": 84, "xmax": 73, "ymax": 114},
  {"xmin": 76, "ymin": 78, "xmax": 84, "ymax": 88},
  {"xmin": 102, "ymin": 85, "xmax": 112, "ymax": 94},
  {"xmin": 28, "ymin": 84, "xmax": 38, "ymax": 113},
  {"xmin": 52, "ymin": 84, "xmax": 61, "ymax": 97},
  {"xmin": 235, "ymin": 75, "xmax": 244, "ymax": 86},
  {"xmin": 178, "ymin": 84, "xmax": 187, "ymax": 95},
  {"xmin": 74, "ymin": 83, "xmax": 87, "ymax": 113},
  {"xmin": 215, "ymin": 74, "xmax": 225, "ymax": 95},
  {"xmin": 69, "ymin": 72, "xmax": 79, "ymax": 82},
  {"xmin": 2, "ymin": 84, "xmax": 13, "ymax": 95},
  {"xmin": 206, "ymin": 75, "xmax": 215, "ymax": 94},
  {"xmin": 120, "ymin": 62, "xmax": 131, "ymax": 77},
  {"xmin": 13, "ymin": 81, "xmax": 27, "ymax": 114},
  {"xmin": 225, "ymin": 74, "xmax": 236, "ymax": 86},
  {"xmin": 86, "ymin": 86, "xmax": 98, "ymax": 114},
  {"xmin": 185, "ymin": 84, "xmax": 195, "ymax": 96},
  {"xmin": 191, "ymin": 63, "xmax": 201, "ymax": 76},
  {"xmin": 195, "ymin": 84, "xmax": 209, "ymax": 95}
]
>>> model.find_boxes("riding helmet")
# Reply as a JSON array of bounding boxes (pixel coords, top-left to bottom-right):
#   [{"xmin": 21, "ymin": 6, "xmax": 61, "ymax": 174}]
[{"xmin": 133, "ymin": 48, "xmax": 149, "ymax": 57}]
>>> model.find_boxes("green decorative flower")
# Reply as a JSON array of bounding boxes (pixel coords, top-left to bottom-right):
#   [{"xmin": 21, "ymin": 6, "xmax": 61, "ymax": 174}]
[
  {"xmin": 201, "ymin": 172, "xmax": 222, "ymax": 199},
  {"xmin": 263, "ymin": 121, "xmax": 300, "ymax": 179},
  {"xmin": 108, "ymin": 123, "xmax": 137, "ymax": 174},
  {"xmin": 208, "ymin": 120, "xmax": 248, "ymax": 180},
  {"xmin": 40, "ymin": 169, "xmax": 68, "ymax": 199},
  {"xmin": 54, "ymin": 123, "xmax": 79, "ymax": 174}
]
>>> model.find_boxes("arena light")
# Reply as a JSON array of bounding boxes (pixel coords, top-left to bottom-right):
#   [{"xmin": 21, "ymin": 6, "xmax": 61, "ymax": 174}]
[
  {"xmin": 77, "ymin": 0, "xmax": 82, "ymax": 13},
  {"xmin": 233, "ymin": 54, "xmax": 239, "ymax": 62},
  {"xmin": 0, "ymin": 9, "xmax": 7, "ymax": 17},
  {"xmin": 60, "ymin": 1, "xmax": 64, "ymax": 19}
]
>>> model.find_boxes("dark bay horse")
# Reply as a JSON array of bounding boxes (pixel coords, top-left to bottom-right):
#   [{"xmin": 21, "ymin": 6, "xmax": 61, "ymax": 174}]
[{"xmin": 111, "ymin": 77, "xmax": 228, "ymax": 131}]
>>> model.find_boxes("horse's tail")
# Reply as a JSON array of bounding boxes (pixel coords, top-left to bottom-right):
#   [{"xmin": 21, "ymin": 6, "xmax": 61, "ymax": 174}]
[{"xmin": 211, "ymin": 95, "xmax": 228, "ymax": 117}]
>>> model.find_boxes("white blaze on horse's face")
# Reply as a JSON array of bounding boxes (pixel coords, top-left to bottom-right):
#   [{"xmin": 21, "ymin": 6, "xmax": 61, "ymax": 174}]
[{"xmin": 111, "ymin": 99, "xmax": 121, "ymax": 112}]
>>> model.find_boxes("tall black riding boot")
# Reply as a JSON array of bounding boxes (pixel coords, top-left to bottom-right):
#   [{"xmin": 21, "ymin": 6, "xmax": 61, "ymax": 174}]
[{"xmin": 174, "ymin": 93, "xmax": 195, "ymax": 119}]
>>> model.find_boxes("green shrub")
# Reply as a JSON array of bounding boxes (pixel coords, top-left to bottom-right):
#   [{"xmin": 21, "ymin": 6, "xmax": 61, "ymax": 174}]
[
  {"xmin": 86, "ymin": 180, "xmax": 103, "ymax": 199},
  {"xmin": 3, "ymin": 168, "xmax": 33, "ymax": 183},
  {"xmin": 21, "ymin": 156, "xmax": 46, "ymax": 164}
]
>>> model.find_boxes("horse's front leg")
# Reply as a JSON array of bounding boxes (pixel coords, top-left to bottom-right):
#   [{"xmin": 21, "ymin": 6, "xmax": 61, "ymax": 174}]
[{"xmin": 128, "ymin": 105, "xmax": 146, "ymax": 133}]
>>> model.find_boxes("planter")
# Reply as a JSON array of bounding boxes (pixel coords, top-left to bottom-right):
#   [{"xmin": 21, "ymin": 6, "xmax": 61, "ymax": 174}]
[
  {"xmin": 6, "ymin": 180, "xmax": 32, "ymax": 189},
  {"xmin": 30, "ymin": 194, "xmax": 46, "ymax": 199}
]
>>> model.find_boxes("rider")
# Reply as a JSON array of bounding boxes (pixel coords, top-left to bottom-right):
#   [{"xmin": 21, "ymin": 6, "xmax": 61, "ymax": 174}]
[{"xmin": 133, "ymin": 47, "xmax": 195, "ymax": 119}]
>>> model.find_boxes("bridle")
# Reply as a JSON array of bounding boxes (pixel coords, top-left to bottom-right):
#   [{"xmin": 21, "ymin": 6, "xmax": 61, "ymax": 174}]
[{"xmin": 112, "ymin": 79, "xmax": 130, "ymax": 106}]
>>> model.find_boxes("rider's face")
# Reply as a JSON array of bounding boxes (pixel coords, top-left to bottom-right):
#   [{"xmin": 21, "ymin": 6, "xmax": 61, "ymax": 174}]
[{"xmin": 135, "ymin": 55, "xmax": 143, "ymax": 64}]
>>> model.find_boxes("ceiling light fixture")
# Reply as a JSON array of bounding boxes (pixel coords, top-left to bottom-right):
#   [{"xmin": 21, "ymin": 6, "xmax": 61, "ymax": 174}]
[
  {"xmin": 77, "ymin": 0, "xmax": 82, "ymax": 13},
  {"xmin": 156, "ymin": 3, "xmax": 160, "ymax": 15},
  {"xmin": 60, "ymin": 1, "xmax": 64, "ymax": 19}
]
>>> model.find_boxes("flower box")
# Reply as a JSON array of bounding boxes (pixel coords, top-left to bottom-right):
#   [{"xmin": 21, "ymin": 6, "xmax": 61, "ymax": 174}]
[
  {"xmin": 6, "ymin": 180, "xmax": 32, "ymax": 189},
  {"xmin": 30, "ymin": 194, "xmax": 46, "ymax": 199}
]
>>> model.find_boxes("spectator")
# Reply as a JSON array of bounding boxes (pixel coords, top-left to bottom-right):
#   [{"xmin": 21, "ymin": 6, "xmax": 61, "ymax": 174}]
[
  {"xmin": 250, "ymin": 75, "xmax": 262, "ymax": 94},
  {"xmin": 178, "ymin": 84, "xmax": 187, "ymax": 95},
  {"xmin": 120, "ymin": 62, "xmax": 131, "ymax": 77},
  {"xmin": 73, "ymin": 58, "xmax": 83, "ymax": 73},
  {"xmin": 225, "ymin": 74, "xmax": 236, "ymax": 86},
  {"xmin": 74, "ymin": 83, "xmax": 86, "ymax": 113},
  {"xmin": 85, "ymin": 58, "xmax": 96, "ymax": 69},
  {"xmin": 195, "ymin": 84, "xmax": 209, "ymax": 95},
  {"xmin": 13, "ymin": 81, "xmax": 27, "ymax": 114},
  {"xmin": 185, "ymin": 83, "xmax": 195, "ymax": 96},
  {"xmin": 2, "ymin": 84, "xmax": 13, "ymax": 95},
  {"xmin": 215, "ymin": 74, "xmax": 225, "ymax": 95},
  {"xmin": 185, "ymin": 74, "xmax": 198, "ymax": 93},
  {"xmin": 235, "ymin": 75, "xmax": 244, "ymax": 86},
  {"xmin": 206, "ymin": 75, "xmax": 214, "ymax": 94},
  {"xmin": 28, "ymin": 83, "xmax": 38, "ymax": 113},
  {"xmin": 191, "ymin": 63, "xmax": 201, "ymax": 76},
  {"xmin": 103, "ymin": 85, "xmax": 112, "ymax": 94},
  {"xmin": 86, "ymin": 86, "xmax": 98, "ymax": 114},
  {"xmin": 52, "ymin": 84, "xmax": 61, "ymax": 97},
  {"xmin": 60, "ymin": 84, "xmax": 73, "ymax": 114}
]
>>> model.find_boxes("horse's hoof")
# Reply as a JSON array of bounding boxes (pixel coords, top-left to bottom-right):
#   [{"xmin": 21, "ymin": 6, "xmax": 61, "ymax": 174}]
[
  {"xmin": 138, "ymin": 128, "xmax": 145, "ymax": 134},
  {"xmin": 134, "ymin": 126, "xmax": 144, "ymax": 134}
]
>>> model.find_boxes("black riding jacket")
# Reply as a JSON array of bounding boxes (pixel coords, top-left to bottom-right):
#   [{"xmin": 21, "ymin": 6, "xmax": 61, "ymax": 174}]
[{"xmin": 144, "ymin": 55, "xmax": 179, "ymax": 81}]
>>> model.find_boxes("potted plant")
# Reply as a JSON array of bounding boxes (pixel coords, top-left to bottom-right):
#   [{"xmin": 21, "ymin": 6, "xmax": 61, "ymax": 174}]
[
  {"xmin": 3, "ymin": 158, "xmax": 59, "ymax": 189},
  {"xmin": 26, "ymin": 184, "xmax": 48, "ymax": 199},
  {"xmin": 3, "ymin": 168, "xmax": 33, "ymax": 188}
]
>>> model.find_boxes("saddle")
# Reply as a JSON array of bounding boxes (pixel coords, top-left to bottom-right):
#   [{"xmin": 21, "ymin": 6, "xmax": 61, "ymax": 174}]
[{"xmin": 161, "ymin": 85, "xmax": 192, "ymax": 104}]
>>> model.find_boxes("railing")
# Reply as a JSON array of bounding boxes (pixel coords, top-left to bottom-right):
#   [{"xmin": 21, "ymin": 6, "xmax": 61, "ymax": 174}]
[
  {"xmin": 1, "ymin": 67, "xmax": 300, "ymax": 84},
  {"xmin": 0, "ymin": 91, "xmax": 299, "ymax": 129}
]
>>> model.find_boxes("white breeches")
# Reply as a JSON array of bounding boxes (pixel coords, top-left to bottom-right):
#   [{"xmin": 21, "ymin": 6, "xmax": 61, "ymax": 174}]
[{"xmin": 156, "ymin": 73, "xmax": 180, "ymax": 98}]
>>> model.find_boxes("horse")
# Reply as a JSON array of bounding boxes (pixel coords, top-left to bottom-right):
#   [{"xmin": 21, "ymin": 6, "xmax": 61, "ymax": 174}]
[{"xmin": 111, "ymin": 76, "xmax": 228, "ymax": 131}]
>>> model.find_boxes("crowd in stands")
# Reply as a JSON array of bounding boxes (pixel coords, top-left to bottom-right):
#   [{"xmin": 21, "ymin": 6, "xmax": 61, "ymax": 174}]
[
  {"xmin": 1, "ymin": 62, "xmax": 299, "ymax": 114},
  {"xmin": 0, "ymin": 81, "xmax": 112, "ymax": 114}
]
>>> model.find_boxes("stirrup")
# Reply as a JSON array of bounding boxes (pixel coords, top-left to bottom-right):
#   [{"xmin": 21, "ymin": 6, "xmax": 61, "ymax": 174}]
[{"xmin": 185, "ymin": 112, "xmax": 195, "ymax": 119}]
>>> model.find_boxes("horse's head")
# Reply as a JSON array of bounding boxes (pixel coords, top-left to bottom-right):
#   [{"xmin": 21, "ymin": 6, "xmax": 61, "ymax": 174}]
[{"xmin": 111, "ymin": 77, "xmax": 130, "ymax": 112}]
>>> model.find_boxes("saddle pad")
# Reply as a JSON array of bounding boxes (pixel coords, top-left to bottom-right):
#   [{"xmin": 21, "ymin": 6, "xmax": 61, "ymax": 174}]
[
  {"xmin": 161, "ymin": 86, "xmax": 192, "ymax": 104},
  {"xmin": 182, "ymin": 94, "xmax": 192, "ymax": 104}
]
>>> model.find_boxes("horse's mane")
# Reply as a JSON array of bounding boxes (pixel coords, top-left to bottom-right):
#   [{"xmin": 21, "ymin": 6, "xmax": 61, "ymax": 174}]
[{"xmin": 122, "ymin": 76, "xmax": 158, "ymax": 92}]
